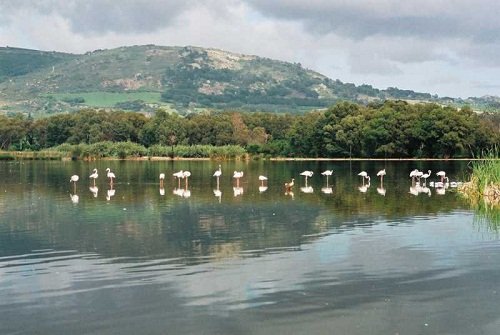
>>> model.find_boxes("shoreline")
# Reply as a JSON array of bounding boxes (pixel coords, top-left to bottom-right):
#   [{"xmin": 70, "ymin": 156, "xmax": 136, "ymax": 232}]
[{"xmin": 1, "ymin": 150, "xmax": 497, "ymax": 162}]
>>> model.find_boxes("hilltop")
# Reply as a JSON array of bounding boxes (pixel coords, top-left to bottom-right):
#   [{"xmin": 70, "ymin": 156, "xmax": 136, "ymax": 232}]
[{"xmin": 0, "ymin": 45, "xmax": 498, "ymax": 116}]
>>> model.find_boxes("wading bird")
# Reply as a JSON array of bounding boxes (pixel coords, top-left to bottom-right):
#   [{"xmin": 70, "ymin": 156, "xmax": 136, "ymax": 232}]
[
  {"xmin": 70, "ymin": 175, "xmax": 79, "ymax": 192},
  {"xmin": 358, "ymin": 171, "xmax": 370, "ymax": 185},
  {"xmin": 89, "ymin": 168, "xmax": 98, "ymax": 186},
  {"xmin": 233, "ymin": 171, "xmax": 244, "ymax": 187},
  {"xmin": 300, "ymin": 170, "xmax": 314, "ymax": 186},
  {"xmin": 106, "ymin": 168, "xmax": 116, "ymax": 185}
]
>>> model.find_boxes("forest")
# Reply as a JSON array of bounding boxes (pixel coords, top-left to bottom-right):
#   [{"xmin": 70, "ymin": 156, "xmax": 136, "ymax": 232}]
[{"xmin": 0, "ymin": 100, "xmax": 498, "ymax": 159}]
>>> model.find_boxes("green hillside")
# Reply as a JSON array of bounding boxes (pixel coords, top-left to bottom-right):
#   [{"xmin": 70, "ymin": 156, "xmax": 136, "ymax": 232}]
[{"xmin": 0, "ymin": 45, "xmax": 498, "ymax": 116}]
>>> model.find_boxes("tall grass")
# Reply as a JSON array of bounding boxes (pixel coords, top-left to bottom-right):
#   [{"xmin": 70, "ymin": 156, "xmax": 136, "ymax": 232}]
[
  {"xmin": 460, "ymin": 148, "xmax": 500, "ymax": 228},
  {"xmin": 49, "ymin": 142, "xmax": 247, "ymax": 160}
]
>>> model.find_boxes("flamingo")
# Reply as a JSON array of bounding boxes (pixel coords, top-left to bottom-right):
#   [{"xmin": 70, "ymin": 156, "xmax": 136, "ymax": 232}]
[
  {"xmin": 421, "ymin": 170, "xmax": 431, "ymax": 184},
  {"xmin": 358, "ymin": 171, "xmax": 370, "ymax": 185},
  {"xmin": 213, "ymin": 165, "xmax": 222, "ymax": 188},
  {"xmin": 321, "ymin": 170, "xmax": 333, "ymax": 186},
  {"xmin": 89, "ymin": 168, "xmax": 98, "ymax": 186},
  {"xmin": 233, "ymin": 171, "xmax": 244, "ymax": 187},
  {"xmin": 159, "ymin": 173, "xmax": 165, "ymax": 185},
  {"xmin": 173, "ymin": 170, "xmax": 184, "ymax": 188},
  {"xmin": 285, "ymin": 178, "xmax": 294, "ymax": 191},
  {"xmin": 182, "ymin": 170, "xmax": 191, "ymax": 188},
  {"xmin": 409, "ymin": 169, "xmax": 420, "ymax": 183},
  {"xmin": 436, "ymin": 171, "xmax": 446, "ymax": 182},
  {"xmin": 106, "ymin": 168, "xmax": 116, "ymax": 185},
  {"xmin": 70, "ymin": 175, "xmax": 79, "ymax": 193},
  {"xmin": 259, "ymin": 175, "xmax": 268, "ymax": 186},
  {"xmin": 376, "ymin": 169, "xmax": 386, "ymax": 184},
  {"xmin": 300, "ymin": 170, "xmax": 314, "ymax": 186}
]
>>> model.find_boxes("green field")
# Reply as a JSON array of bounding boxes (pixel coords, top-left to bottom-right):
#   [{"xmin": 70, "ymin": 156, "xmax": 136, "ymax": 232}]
[{"xmin": 51, "ymin": 92, "xmax": 163, "ymax": 107}]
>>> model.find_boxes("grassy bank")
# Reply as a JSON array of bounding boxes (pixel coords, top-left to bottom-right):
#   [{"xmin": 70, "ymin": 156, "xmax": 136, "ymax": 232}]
[
  {"xmin": 459, "ymin": 151, "xmax": 500, "ymax": 209},
  {"xmin": 1, "ymin": 143, "xmax": 248, "ymax": 160}
]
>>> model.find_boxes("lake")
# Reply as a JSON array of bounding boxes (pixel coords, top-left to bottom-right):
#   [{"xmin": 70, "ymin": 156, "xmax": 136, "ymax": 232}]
[{"xmin": 0, "ymin": 160, "xmax": 499, "ymax": 335}]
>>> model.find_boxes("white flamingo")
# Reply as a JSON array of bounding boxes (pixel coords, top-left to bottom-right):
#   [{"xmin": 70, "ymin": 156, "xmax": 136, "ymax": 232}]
[
  {"xmin": 321, "ymin": 170, "xmax": 333, "ymax": 186},
  {"xmin": 70, "ymin": 175, "xmax": 79, "ymax": 192},
  {"xmin": 213, "ymin": 165, "xmax": 222, "ymax": 188},
  {"xmin": 376, "ymin": 169, "xmax": 386, "ymax": 184},
  {"xmin": 159, "ymin": 173, "xmax": 165, "ymax": 185},
  {"xmin": 421, "ymin": 170, "xmax": 431, "ymax": 184},
  {"xmin": 300, "ymin": 170, "xmax": 314, "ymax": 186},
  {"xmin": 182, "ymin": 170, "xmax": 191, "ymax": 188},
  {"xmin": 89, "ymin": 168, "xmax": 98, "ymax": 186},
  {"xmin": 173, "ymin": 170, "xmax": 184, "ymax": 188},
  {"xmin": 436, "ymin": 171, "xmax": 446, "ymax": 182},
  {"xmin": 106, "ymin": 168, "xmax": 116, "ymax": 185},
  {"xmin": 358, "ymin": 171, "xmax": 370, "ymax": 185},
  {"xmin": 233, "ymin": 171, "xmax": 244, "ymax": 187}
]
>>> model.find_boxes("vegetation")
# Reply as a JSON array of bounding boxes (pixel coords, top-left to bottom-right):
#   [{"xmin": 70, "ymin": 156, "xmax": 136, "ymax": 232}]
[
  {"xmin": 2, "ymin": 45, "xmax": 499, "ymax": 116},
  {"xmin": 0, "ymin": 101, "xmax": 497, "ymax": 159},
  {"xmin": 459, "ymin": 150, "xmax": 500, "ymax": 206}
]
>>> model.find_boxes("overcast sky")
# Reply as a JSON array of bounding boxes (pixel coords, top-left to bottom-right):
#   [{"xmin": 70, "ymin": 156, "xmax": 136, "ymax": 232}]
[{"xmin": 1, "ymin": 0, "xmax": 499, "ymax": 98}]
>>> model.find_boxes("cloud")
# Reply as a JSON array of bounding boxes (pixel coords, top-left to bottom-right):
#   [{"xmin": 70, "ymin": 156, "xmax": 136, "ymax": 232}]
[
  {"xmin": 0, "ymin": 0, "xmax": 193, "ymax": 34},
  {"xmin": 244, "ymin": 0, "xmax": 500, "ymax": 43}
]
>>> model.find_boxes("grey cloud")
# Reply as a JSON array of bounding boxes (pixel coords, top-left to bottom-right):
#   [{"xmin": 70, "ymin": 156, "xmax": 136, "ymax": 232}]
[
  {"xmin": 0, "ymin": 0, "xmax": 194, "ymax": 34},
  {"xmin": 245, "ymin": 0, "xmax": 500, "ymax": 43}
]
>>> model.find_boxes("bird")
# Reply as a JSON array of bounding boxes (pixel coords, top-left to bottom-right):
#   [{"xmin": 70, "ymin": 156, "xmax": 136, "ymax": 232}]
[
  {"xmin": 89, "ymin": 168, "xmax": 98, "ymax": 186},
  {"xmin": 376, "ymin": 169, "xmax": 386, "ymax": 183},
  {"xmin": 213, "ymin": 165, "xmax": 222, "ymax": 188},
  {"xmin": 213, "ymin": 165, "xmax": 222, "ymax": 178},
  {"xmin": 70, "ymin": 175, "xmax": 79, "ymax": 192},
  {"xmin": 421, "ymin": 170, "xmax": 431, "ymax": 184},
  {"xmin": 409, "ymin": 169, "xmax": 420, "ymax": 183},
  {"xmin": 233, "ymin": 171, "xmax": 244, "ymax": 187},
  {"xmin": 436, "ymin": 170, "xmax": 446, "ymax": 182},
  {"xmin": 159, "ymin": 173, "xmax": 165, "ymax": 184},
  {"xmin": 358, "ymin": 171, "xmax": 370, "ymax": 184},
  {"xmin": 106, "ymin": 168, "xmax": 116, "ymax": 185},
  {"xmin": 182, "ymin": 170, "xmax": 191, "ymax": 187},
  {"xmin": 300, "ymin": 170, "xmax": 314, "ymax": 186},
  {"xmin": 259, "ymin": 175, "xmax": 268, "ymax": 186},
  {"xmin": 285, "ymin": 178, "xmax": 295, "ymax": 191},
  {"xmin": 321, "ymin": 170, "xmax": 333, "ymax": 186},
  {"xmin": 173, "ymin": 170, "xmax": 184, "ymax": 188}
]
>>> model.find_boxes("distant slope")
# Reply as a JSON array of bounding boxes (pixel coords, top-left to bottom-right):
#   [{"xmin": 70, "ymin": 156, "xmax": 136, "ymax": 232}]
[
  {"xmin": 0, "ymin": 45, "xmax": 498, "ymax": 115},
  {"xmin": 0, "ymin": 47, "xmax": 75, "ymax": 82}
]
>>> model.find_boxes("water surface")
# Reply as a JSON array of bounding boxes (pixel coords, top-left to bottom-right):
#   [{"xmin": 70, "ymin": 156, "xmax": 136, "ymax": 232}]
[{"xmin": 0, "ymin": 160, "xmax": 498, "ymax": 335}]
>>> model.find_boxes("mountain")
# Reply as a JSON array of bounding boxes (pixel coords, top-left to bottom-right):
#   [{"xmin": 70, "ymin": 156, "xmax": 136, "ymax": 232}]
[{"xmin": 0, "ymin": 45, "xmax": 498, "ymax": 116}]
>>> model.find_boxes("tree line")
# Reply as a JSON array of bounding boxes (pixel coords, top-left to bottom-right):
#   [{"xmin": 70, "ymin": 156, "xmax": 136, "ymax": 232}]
[{"xmin": 0, "ymin": 100, "xmax": 498, "ymax": 158}]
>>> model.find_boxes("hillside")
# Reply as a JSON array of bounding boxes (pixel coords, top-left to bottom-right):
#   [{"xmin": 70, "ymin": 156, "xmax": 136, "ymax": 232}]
[{"xmin": 0, "ymin": 45, "xmax": 498, "ymax": 115}]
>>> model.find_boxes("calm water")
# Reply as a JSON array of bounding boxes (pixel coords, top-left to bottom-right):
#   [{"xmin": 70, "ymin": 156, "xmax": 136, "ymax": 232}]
[{"xmin": 0, "ymin": 160, "xmax": 499, "ymax": 335}]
